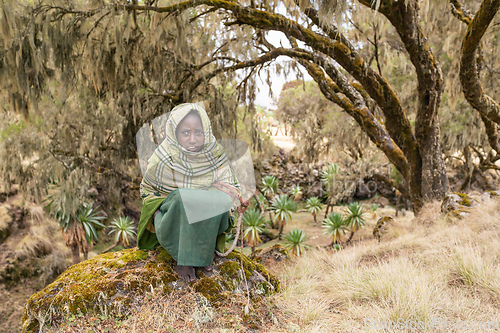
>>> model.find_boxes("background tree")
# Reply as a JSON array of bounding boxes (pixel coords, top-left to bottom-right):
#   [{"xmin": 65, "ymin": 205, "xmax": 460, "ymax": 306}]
[
  {"xmin": 1, "ymin": 0, "xmax": 499, "ymax": 213},
  {"xmin": 283, "ymin": 229, "xmax": 310, "ymax": 256},
  {"xmin": 275, "ymin": 80, "xmax": 370, "ymax": 163},
  {"xmin": 104, "ymin": 216, "xmax": 137, "ymax": 253},
  {"xmin": 260, "ymin": 175, "xmax": 279, "ymax": 227},
  {"xmin": 271, "ymin": 194, "xmax": 296, "ymax": 239},
  {"xmin": 344, "ymin": 202, "xmax": 366, "ymax": 243},
  {"xmin": 45, "ymin": 192, "xmax": 106, "ymax": 264},
  {"xmin": 322, "ymin": 212, "xmax": 347, "ymax": 246}
]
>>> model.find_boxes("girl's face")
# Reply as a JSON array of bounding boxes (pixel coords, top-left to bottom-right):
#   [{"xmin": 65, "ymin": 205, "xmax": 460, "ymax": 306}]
[{"xmin": 175, "ymin": 113, "xmax": 204, "ymax": 152}]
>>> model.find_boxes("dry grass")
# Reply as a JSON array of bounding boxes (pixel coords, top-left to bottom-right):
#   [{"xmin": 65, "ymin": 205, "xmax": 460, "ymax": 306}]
[
  {"xmin": 271, "ymin": 198, "xmax": 500, "ymax": 332},
  {"xmin": 16, "ymin": 225, "xmax": 56, "ymax": 259},
  {"xmin": 43, "ymin": 287, "xmax": 288, "ymax": 333}
]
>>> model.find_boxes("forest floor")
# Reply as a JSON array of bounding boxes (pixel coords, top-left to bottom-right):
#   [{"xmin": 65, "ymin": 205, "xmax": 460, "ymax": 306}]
[{"xmin": 249, "ymin": 204, "xmax": 404, "ymax": 255}]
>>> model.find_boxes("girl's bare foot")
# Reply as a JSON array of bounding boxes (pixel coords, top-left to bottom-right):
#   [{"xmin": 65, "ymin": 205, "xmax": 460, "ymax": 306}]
[
  {"xmin": 174, "ymin": 265, "xmax": 196, "ymax": 282},
  {"xmin": 203, "ymin": 265, "xmax": 213, "ymax": 272}
]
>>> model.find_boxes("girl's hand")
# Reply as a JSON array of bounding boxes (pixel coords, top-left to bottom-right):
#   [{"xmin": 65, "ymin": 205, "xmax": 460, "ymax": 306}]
[
  {"xmin": 212, "ymin": 181, "xmax": 248, "ymax": 213},
  {"xmin": 212, "ymin": 181, "xmax": 239, "ymax": 200},
  {"xmin": 238, "ymin": 199, "xmax": 250, "ymax": 214}
]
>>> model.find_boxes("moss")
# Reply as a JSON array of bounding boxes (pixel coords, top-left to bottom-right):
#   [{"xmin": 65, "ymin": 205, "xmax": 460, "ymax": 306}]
[
  {"xmin": 21, "ymin": 247, "xmax": 172, "ymax": 332},
  {"xmin": 255, "ymin": 263, "xmax": 280, "ymax": 293},
  {"xmin": 22, "ymin": 247, "xmax": 280, "ymax": 332},
  {"xmin": 156, "ymin": 247, "xmax": 174, "ymax": 262},
  {"xmin": 226, "ymin": 251, "xmax": 257, "ymax": 278},
  {"xmin": 99, "ymin": 248, "xmax": 148, "ymax": 268},
  {"xmin": 193, "ymin": 277, "xmax": 222, "ymax": 300},
  {"xmin": 217, "ymin": 261, "xmax": 240, "ymax": 278},
  {"xmin": 447, "ymin": 208, "xmax": 470, "ymax": 220},
  {"xmin": 452, "ymin": 192, "xmax": 472, "ymax": 207}
]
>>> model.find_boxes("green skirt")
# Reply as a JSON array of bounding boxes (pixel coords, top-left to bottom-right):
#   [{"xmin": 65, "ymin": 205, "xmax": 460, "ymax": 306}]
[{"xmin": 138, "ymin": 189, "xmax": 230, "ymax": 267}]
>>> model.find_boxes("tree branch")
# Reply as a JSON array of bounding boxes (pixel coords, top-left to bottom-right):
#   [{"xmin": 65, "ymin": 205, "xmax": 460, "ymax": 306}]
[
  {"xmin": 459, "ymin": 0, "xmax": 500, "ymax": 124},
  {"xmin": 297, "ymin": 58, "xmax": 409, "ymax": 179}
]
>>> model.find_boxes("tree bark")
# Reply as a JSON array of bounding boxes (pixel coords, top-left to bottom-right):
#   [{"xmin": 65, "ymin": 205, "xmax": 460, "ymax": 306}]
[
  {"xmin": 459, "ymin": 0, "xmax": 500, "ymax": 124},
  {"xmin": 71, "ymin": 246, "xmax": 80, "ymax": 265},
  {"xmin": 360, "ymin": 0, "xmax": 449, "ymax": 208}
]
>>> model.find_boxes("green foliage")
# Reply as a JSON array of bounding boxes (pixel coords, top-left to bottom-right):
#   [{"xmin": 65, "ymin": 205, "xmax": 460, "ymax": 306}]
[
  {"xmin": 321, "ymin": 163, "xmax": 339, "ymax": 195},
  {"xmin": 242, "ymin": 209, "xmax": 266, "ymax": 249},
  {"xmin": 271, "ymin": 195, "xmax": 296, "ymax": 223},
  {"xmin": 76, "ymin": 204, "xmax": 106, "ymax": 243},
  {"xmin": 283, "ymin": 229, "xmax": 310, "ymax": 256},
  {"xmin": 256, "ymin": 193, "xmax": 268, "ymax": 212},
  {"xmin": 44, "ymin": 190, "xmax": 105, "ymax": 244},
  {"xmin": 305, "ymin": 196, "xmax": 323, "ymax": 215},
  {"xmin": 290, "ymin": 185, "xmax": 302, "ymax": 195},
  {"xmin": 108, "ymin": 216, "xmax": 137, "ymax": 247},
  {"xmin": 322, "ymin": 212, "xmax": 347, "ymax": 244},
  {"xmin": 344, "ymin": 202, "xmax": 366, "ymax": 233},
  {"xmin": 260, "ymin": 175, "xmax": 279, "ymax": 198}
]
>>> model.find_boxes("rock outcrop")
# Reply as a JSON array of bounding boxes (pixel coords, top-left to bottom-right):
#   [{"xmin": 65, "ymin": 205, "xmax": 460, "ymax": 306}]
[
  {"xmin": 441, "ymin": 192, "xmax": 479, "ymax": 218},
  {"xmin": 373, "ymin": 216, "xmax": 394, "ymax": 242},
  {"xmin": 22, "ymin": 247, "xmax": 280, "ymax": 332}
]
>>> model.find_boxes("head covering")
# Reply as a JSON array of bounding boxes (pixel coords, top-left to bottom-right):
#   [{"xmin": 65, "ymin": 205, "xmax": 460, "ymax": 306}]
[{"xmin": 140, "ymin": 103, "xmax": 240, "ymax": 202}]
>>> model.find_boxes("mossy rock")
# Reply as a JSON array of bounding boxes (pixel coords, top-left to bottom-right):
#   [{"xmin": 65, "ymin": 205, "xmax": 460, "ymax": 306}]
[
  {"xmin": 373, "ymin": 216, "xmax": 394, "ymax": 242},
  {"xmin": 253, "ymin": 244, "xmax": 289, "ymax": 264},
  {"xmin": 22, "ymin": 247, "xmax": 279, "ymax": 332},
  {"xmin": 441, "ymin": 193, "xmax": 479, "ymax": 217}
]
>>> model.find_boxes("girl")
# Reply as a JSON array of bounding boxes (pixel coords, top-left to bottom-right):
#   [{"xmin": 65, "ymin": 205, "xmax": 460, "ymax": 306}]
[{"xmin": 137, "ymin": 103, "xmax": 245, "ymax": 282}]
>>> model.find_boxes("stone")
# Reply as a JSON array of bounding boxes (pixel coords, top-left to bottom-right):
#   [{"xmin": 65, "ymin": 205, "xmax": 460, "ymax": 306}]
[
  {"xmin": 441, "ymin": 192, "xmax": 479, "ymax": 218},
  {"xmin": 373, "ymin": 216, "xmax": 394, "ymax": 242},
  {"xmin": 21, "ymin": 247, "xmax": 279, "ymax": 333}
]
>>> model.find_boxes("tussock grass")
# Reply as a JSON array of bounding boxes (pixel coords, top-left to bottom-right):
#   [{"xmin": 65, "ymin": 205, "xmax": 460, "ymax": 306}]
[
  {"xmin": 273, "ymin": 198, "xmax": 500, "ymax": 332},
  {"xmin": 38, "ymin": 243, "xmax": 71, "ymax": 282},
  {"xmin": 28, "ymin": 205, "xmax": 46, "ymax": 225},
  {"xmin": 15, "ymin": 225, "xmax": 56, "ymax": 258}
]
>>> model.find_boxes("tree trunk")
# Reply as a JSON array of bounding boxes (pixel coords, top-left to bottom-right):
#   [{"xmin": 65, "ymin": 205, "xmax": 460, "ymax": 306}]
[
  {"xmin": 268, "ymin": 211, "xmax": 275, "ymax": 229},
  {"xmin": 417, "ymin": 123, "xmax": 449, "ymax": 203},
  {"xmin": 278, "ymin": 220, "xmax": 285, "ymax": 240},
  {"xmin": 459, "ymin": 0, "xmax": 500, "ymax": 124},
  {"xmin": 71, "ymin": 246, "xmax": 80, "ymax": 265},
  {"xmin": 372, "ymin": 0, "xmax": 449, "ymax": 211},
  {"xmin": 346, "ymin": 231, "xmax": 355, "ymax": 244},
  {"xmin": 324, "ymin": 202, "xmax": 331, "ymax": 219},
  {"xmin": 313, "ymin": 212, "xmax": 317, "ymax": 225}
]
